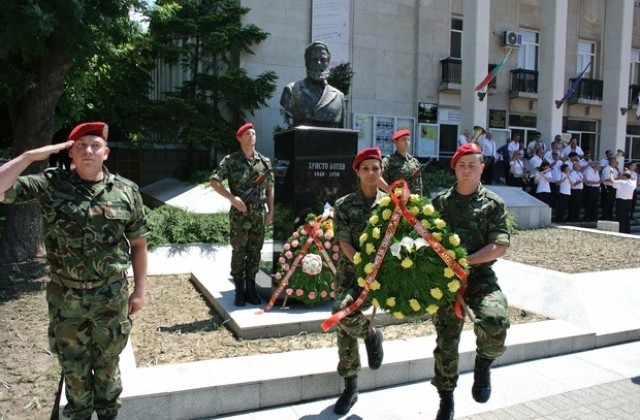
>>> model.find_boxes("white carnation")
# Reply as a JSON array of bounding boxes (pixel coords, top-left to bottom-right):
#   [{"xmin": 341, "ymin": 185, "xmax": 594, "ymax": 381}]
[{"xmin": 301, "ymin": 254, "xmax": 323, "ymax": 276}]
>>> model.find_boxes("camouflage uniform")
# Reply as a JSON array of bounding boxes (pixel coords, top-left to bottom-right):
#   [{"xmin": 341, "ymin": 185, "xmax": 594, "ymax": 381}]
[
  {"xmin": 2, "ymin": 167, "xmax": 149, "ymax": 419},
  {"xmin": 210, "ymin": 151, "xmax": 273, "ymax": 282},
  {"xmin": 332, "ymin": 188, "xmax": 386, "ymax": 378},
  {"xmin": 382, "ymin": 151, "xmax": 424, "ymax": 195},
  {"xmin": 430, "ymin": 184, "xmax": 511, "ymax": 391}
]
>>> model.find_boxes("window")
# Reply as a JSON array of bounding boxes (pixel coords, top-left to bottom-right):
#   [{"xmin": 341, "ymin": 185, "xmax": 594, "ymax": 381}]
[
  {"xmin": 577, "ymin": 40, "xmax": 596, "ymax": 78},
  {"xmin": 450, "ymin": 18, "xmax": 463, "ymax": 59},
  {"xmin": 517, "ymin": 30, "xmax": 539, "ymax": 71},
  {"xmin": 630, "ymin": 49, "xmax": 640, "ymax": 85}
]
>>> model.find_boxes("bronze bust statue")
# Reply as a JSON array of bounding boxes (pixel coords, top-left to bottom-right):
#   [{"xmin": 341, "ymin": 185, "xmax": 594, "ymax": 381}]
[{"xmin": 280, "ymin": 41, "xmax": 346, "ymax": 128}]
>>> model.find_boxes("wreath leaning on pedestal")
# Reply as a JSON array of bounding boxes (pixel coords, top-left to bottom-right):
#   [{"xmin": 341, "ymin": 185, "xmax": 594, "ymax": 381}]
[
  {"xmin": 320, "ymin": 180, "xmax": 469, "ymax": 330},
  {"xmin": 265, "ymin": 212, "xmax": 340, "ymax": 309}
]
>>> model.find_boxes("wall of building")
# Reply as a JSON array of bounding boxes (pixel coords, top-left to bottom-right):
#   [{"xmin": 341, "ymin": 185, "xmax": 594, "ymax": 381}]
[{"xmin": 238, "ymin": 0, "xmax": 640, "ymax": 161}]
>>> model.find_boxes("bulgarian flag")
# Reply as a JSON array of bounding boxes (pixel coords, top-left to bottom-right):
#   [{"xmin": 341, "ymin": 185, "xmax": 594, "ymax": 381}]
[{"xmin": 475, "ymin": 49, "xmax": 512, "ymax": 92}]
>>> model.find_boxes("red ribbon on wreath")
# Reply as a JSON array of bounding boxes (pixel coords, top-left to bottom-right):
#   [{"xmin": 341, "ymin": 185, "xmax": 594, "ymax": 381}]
[
  {"xmin": 320, "ymin": 180, "xmax": 470, "ymax": 331},
  {"xmin": 257, "ymin": 218, "xmax": 337, "ymax": 314}
]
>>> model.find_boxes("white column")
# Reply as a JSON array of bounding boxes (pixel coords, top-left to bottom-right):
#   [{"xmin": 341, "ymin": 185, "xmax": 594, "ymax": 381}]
[
  {"xmin": 461, "ymin": 0, "xmax": 490, "ymax": 133},
  {"xmin": 537, "ymin": 0, "xmax": 567, "ymax": 142},
  {"xmin": 601, "ymin": 0, "xmax": 633, "ymax": 157}
]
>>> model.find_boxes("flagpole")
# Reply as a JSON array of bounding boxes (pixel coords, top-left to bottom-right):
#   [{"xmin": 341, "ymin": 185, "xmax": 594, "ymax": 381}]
[{"xmin": 475, "ymin": 49, "xmax": 512, "ymax": 102}]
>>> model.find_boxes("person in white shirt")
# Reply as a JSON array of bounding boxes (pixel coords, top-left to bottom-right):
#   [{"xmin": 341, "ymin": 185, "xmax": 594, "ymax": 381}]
[
  {"xmin": 509, "ymin": 150, "xmax": 525, "ymax": 188},
  {"xmin": 457, "ymin": 129, "xmax": 471, "ymax": 147},
  {"xmin": 611, "ymin": 170, "xmax": 636, "ymax": 233},
  {"xmin": 534, "ymin": 161, "xmax": 552, "ymax": 205},
  {"xmin": 546, "ymin": 150, "xmax": 563, "ymax": 207},
  {"xmin": 627, "ymin": 162, "xmax": 639, "ymax": 220},
  {"xmin": 601, "ymin": 158, "xmax": 619, "ymax": 220},
  {"xmin": 507, "ymin": 133, "xmax": 523, "ymax": 157},
  {"xmin": 528, "ymin": 148, "xmax": 544, "ymax": 193},
  {"xmin": 526, "ymin": 131, "xmax": 545, "ymax": 159},
  {"xmin": 600, "ymin": 150, "xmax": 613, "ymax": 168},
  {"xmin": 568, "ymin": 162, "xmax": 584, "ymax": 222},
  {"xmin": 582, "ymin": 161, "xmax": 602, "ymax": 221},
  {"xmin": 554, "ymin": 163, "xmax": 572, "ymax": 223},
  {"xmin": 481, "ymin": 131, "xmax": 497, "ymax": 185},
  {"xmin": 561, "ymin": 137, "xmax": 584, "ymax": 159}
]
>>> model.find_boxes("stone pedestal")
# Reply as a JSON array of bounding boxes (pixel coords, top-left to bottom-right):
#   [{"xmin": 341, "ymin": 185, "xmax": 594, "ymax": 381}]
[{"xmin": 272, "ymin": 126, "xmax": 358, "ymax": 272}]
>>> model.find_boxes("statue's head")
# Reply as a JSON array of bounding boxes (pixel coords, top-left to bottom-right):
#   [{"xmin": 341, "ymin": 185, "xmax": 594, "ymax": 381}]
[{"xmin": 305, "ymin": 41, "xmax": 331, "ymax": 82}]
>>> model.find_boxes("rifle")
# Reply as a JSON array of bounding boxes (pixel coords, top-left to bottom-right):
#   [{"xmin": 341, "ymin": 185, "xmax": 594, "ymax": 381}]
[
  {"xmin": 240, "ymin": 163, "xmax": 287, "ymax": 204},
  {"xmin": 408, "ymin": 158, "xmax": 434, "ymax": 183}
]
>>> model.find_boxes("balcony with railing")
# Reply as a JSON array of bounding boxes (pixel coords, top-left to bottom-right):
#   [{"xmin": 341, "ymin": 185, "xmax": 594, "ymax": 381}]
[
  {"xmin": 509, "ymin": 69, "xmax": 538, "ymax": 99},
  {"xmin": 439, "ymin": 58, "xmax": 461, "ymax": 92},
  {"xmin": 567, "ymin": 77, "xmax": 603, "ymax": 105},
  {"xmin": 439, "ymin": 59, "xmax": 498, "ymax": 92}
]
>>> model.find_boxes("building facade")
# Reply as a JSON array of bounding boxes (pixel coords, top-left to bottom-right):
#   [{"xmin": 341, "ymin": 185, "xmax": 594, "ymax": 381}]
[{"xmin": 239, "ymin": 0, "xmax": 640, "ymax": 165}]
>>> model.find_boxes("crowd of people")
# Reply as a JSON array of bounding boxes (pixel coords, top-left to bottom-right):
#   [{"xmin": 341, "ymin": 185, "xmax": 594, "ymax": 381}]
[{"xmin": 488, "ymin": 131, "xmax": 639, "ymax": 233}]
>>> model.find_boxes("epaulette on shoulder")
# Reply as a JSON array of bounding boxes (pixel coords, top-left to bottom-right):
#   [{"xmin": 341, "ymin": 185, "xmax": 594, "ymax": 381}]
[
  {"xmin": 112, "ymin": 174, "xmax": 139, "ymax": 192},
  {"xmin": 482, "ymin": 187, "xmax": 505, "ymax": 205}
]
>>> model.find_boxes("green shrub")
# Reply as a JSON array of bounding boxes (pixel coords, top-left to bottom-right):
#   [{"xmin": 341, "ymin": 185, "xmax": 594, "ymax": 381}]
[
  {"xmin": 145, "ymin": 206, "xmax": 229, "ymax": 249},
  {"xmin": 422, "ymin": 169, "xmax": 455, "ymax": 197}
]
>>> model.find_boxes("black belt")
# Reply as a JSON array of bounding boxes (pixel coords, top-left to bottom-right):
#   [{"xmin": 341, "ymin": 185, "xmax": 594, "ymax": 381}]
[{"xmin": 50, "ymin": 272, "xmax": 126, "ymax": 290}]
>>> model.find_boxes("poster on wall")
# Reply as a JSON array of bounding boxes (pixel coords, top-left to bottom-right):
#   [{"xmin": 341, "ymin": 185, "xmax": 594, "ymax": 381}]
[
  {"xmin": 375, "ymin": 116, "xmax": 395, "ymax": 156},
  {"xmin": 312, "ymin": 0, "xmax": 351, "ymax": 67},
  {"xmin": 353, "ymin": 114, "xmax": 373, "ymax": 150},
  {"xmin": 416, "ymin": 123, "xmax": 439, "ymax": 158}
]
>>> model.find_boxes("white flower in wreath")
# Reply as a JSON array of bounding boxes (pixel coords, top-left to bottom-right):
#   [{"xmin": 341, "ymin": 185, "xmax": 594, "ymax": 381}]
[{"xmin": 301, "ymin": 254, "xmax": 323, "ymax": 276}]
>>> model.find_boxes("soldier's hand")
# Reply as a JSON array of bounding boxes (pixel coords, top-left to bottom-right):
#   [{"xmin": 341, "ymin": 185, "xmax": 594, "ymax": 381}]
[
  {"xmin": 264, "ymin": 210, "xmax": 273, "ymax": 225},
  {"xmin": 128, "ymin": 289, "xmax": 145, "ymax": 315},
  {"xmin": 231, "ymin": 196, "xmax": 247, "ymax": 214},
  {"xmin": 338, "ymin": 293, "xmax": 354, "ymax": 310},
  {"xmin": 25, "ymin": 140, "xmax": 74, "ymax": 163}
]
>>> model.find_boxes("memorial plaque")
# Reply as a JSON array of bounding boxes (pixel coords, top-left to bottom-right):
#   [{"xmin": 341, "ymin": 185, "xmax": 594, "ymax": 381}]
[{"xmin": 272, "ymin": 126, "xmax": 358, "ymax": 272}]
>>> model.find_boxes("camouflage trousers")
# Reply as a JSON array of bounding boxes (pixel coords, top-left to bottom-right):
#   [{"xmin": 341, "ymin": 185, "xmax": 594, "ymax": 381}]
[
  {"xmin": 431, "ymin": 281, "xmax": 510, "ymax": 391},
  {"xmin": 332, "ymin": 287, "xmax": 372, "ymax": 378},
  {"xmin": 229, "ymin": 206, "xmax": 265, "ymax": 280},
  {"xmin": 47, "ymin": 278, "xmax": 131, "ymax": 420}
]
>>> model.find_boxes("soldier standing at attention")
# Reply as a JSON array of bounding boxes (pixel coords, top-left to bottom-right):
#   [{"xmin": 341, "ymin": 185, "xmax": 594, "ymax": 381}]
[
  {"xmin": 0, "ymin": 122, "xmax": 149, "ymax": 420},
  {"xmin": 430, "ymin": 142, "xmax": 511, "ymax": 420},
  {"xmin": 379, "ymin": 128, "xmax": 424, "ymax": 195},
  {"xmin": 210, "ymin": 123, "xmax": 274, "ymax": 306},
  {"xmin": 331, "ymin": 147, "xmax": 385, "ymax": 415}
]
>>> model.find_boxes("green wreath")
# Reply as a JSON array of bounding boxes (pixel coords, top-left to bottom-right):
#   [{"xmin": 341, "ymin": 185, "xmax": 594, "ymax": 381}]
[{"xmin": 353, "ymin": 184, "xmax": 469, "ymax": 319}]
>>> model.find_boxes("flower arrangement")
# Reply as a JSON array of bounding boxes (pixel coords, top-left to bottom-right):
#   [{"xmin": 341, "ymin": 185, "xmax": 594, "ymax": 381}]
[
  {"xmin": 270, "ymin": 212, "xmax": 340, "ymax": 307},
  {"xmin": 352, "ymin": 181, "xmax": 469, "ymax": 319}
]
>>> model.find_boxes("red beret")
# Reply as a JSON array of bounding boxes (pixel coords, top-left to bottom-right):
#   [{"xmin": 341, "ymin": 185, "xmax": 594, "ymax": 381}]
[
  {"xmin": 353, "ymin": 147, "xmax": 382, "ymax": 172},
  {"xmin": 68, "ymin": 122, "xmax": 108, "ymax": 141},
  {"xmin": 391, "ymin": 129, "xmax": 410, "ymax": 142},
  {"xmin": 236, "ymin": 123, "xmax": 254, "ymax": 137},
  {"xmin": 450, "ymin": 143, "xmax": 482, "ymax": 169}
]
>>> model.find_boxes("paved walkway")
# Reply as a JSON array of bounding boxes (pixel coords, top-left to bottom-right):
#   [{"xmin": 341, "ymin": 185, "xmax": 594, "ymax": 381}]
[{"xmin": 213, "ymin": 341, "xmax": 640, "ymax": 420}]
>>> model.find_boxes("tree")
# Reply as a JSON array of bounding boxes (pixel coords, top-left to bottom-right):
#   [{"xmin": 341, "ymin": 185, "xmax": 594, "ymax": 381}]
[
  {"xmin": 0, "ymin": 0, "xmax": 146, "ymax": 263},
  {"xmin": 145, "ymin": 0, "xmax": 277, "ymax": 164}
]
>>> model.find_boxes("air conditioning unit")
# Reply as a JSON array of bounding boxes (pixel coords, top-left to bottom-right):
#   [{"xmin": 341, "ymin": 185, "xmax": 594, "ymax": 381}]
[{"xmin": 502, "ymin": 31, "xmax": 521, "ymax": 47}]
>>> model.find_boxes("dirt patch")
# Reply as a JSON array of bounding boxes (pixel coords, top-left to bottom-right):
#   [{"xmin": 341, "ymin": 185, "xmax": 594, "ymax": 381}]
[{"xmin": 130, "ymin": 274, "xmax": 547, "ymax": 368}]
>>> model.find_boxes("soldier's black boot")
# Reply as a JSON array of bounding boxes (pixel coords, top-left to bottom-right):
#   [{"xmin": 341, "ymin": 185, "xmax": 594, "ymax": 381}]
[
  {"xmin": 333, "ymin": 376, "xmax": 358, "ymax": 414},
  {"xmin": 233, "ymin": 278, "xmax": 246, "ymax": 306},
  {"xmin": 472, "ymin": 356, "xmax": 494, "ymax": 403},
  {"xmin": 364, "ymin": 327, "xmax": 384, "ymax": 369},
  {"xmin": 244, "ymin": 276, "xmax": 261, "ymax": 305},
  {"xmin": 435, "ymin": 389, "xmax": 454, "ymax": 420},
  {"xmin": 97, "ymin": 412, "xmax": 118, "ymax": 420}
]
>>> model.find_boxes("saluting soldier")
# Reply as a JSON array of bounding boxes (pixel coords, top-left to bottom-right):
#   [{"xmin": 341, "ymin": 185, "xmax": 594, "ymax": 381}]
[
  {"xmin": 0, "ymin": 122, "xmax": 149, "ymax": 420},
  {"xmin": 379, "ymin": 128, "xmax": 424, "ymax": 195},
  {"xmin": 331, "ymin": 147, "xmax": 385, "ymax": 415},
  {"xmin": 210, "ymin": 123, "xmax": 274, "ymax": 306},
  {"xmin": 429, "ymin": 142, "xmax": 511, "ymax": 420}
]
